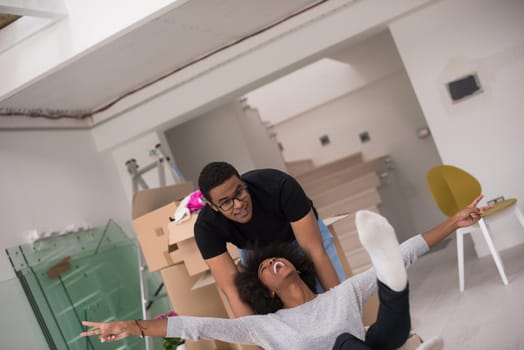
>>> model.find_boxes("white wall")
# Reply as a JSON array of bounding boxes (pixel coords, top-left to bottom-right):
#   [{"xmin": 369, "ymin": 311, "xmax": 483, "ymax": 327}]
[
  {"xmin": 0, "ymin": 128, "xmax": 130, "ymax": 349},
  {"xmin": 165, "ymin": 101, "xmax": 256, "ymax": 185},
  {"xmin": 245, "ymin": 58, "xmax": 359, "ymax": 126},
  {"xmin": 0, "ymin": 278, "xmax": 47, "ymax": 349},
  {"xmin": 235, "ymin": 103, "xmax": 287, "ymax": 172},
  {"xmin": 250, "ymin": 31, "xmax": 409, "ymax": 163},
  {"xmin": 390, "ymin": 0, "xmax": 524, "ymax": 256},
  {"xmin": 164, "ymin": 100, "xmax": 286, "ymax": 186},
  {"xmin": 0, "ymin": 129, "xmax": 130, "ymax": 280},
  {"xmin": 111, "ymin": 131, "xmax": 178, "ymax": 203},
  {"xmin": 246, "ymin": 31, "xmax": 407, "ymax": 126}
]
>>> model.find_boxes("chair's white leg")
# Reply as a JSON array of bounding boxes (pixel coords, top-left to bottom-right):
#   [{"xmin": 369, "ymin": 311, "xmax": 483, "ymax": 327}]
[
  {"xmin": 478, "ymin": 218, "xmax": 509, "ymax": 285},
  {"xmin": 514, "ymin": 206, "xmax": 524, "ymax": 229},
  {"xmin": 457, "ymin": 230, "xmax": 465, "ymax": 292}
]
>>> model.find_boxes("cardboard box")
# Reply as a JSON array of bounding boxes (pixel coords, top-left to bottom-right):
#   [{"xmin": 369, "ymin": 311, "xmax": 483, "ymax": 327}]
[
  {"xmin": 168, "ymin": 215, "xmax": 198, "ymax": 244},
  {"xmin": 161, "ymin": 264, "xmax": 229, "ymax": 318},
  {"xmin": 168, "ymin": 214, "xmax": 239, "ymax": 277},
  {"xmin": 132, "ymin": 185, "xmax": 253, "ymax": 349},
  {"xmin": 131, "ymin": 182, "xmax": 194, "ymax": 219},
  {"xmin": 133, "ymin": 202, "xmax": 178, "ymax": 272},
  {"xmin": 160, "ymin": 264, "xmax": 233, "ymax": 350},
  {"xmin": 132, "ymin": 183, "xmax": 193, "ymax": 272}
]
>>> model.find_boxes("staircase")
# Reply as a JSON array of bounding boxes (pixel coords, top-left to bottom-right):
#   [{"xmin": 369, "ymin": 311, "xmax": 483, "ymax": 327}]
[{"xmin": 288, "ymin": 153, "xmax": 391, "ymax": 274}]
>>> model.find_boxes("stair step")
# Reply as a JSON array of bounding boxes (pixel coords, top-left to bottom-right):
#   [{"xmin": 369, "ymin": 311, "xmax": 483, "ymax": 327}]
[
  {"xmin": 338, "ymin": 232, "xmax": 361, "ymax": 252},
  {"xmin": 317, "ymin": 188, "xmax": 381, "ymax": 219},
  {"xmin": 344, "ymin": 247, "xmax": 371, "ymax": 271},
  {"xmin": 328, "ymin": 206, "xmax": 380, "ymax": 248},
  {"xmin": 328, "ymin": 206, "xmax": 379, "ymax": 232},
  {"xmin": 310, "ymin": 173, "xmax": 380, "ymax": 208},
  {"xmin": 300, "ymin": 156, "xmax": 388, "ymax": 195},
  {"xmin": 352, "ymin": 264, "xmax": 373, "ymax": 275},
  {"xmin": 332, "ymin": 217, "xmax": 357, "ymax": 236},
  {"xmin": 295, "ymin": 153, "xmax": 363, "ymax": 184},
  {"xmin": 285, "ymin": 159, "xmax": 315, "ymax": 177}
]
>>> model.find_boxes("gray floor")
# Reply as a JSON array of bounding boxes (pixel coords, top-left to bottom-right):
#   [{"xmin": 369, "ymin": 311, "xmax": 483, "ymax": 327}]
[{"xmin": 408, "ymin": 235, "xmax": 524, "ymax": 350}]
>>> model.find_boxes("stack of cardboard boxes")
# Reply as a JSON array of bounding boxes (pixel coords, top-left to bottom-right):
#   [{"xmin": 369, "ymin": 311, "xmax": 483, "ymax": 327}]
[{"xmin": 132, "ymin": 183, "xmax": 246, "ymax": 350}]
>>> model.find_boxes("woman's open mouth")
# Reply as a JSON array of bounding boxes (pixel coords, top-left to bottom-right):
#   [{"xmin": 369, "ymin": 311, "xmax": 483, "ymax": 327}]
[{"xmin": 273, "ymin": 261, "xmax": 285, "ymax": 274}]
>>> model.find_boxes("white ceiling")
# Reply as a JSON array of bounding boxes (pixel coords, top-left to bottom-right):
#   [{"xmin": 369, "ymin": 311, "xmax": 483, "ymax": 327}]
[{"xmin": 0, "ymin": 0, "xmax": 324, "ymax": 114}]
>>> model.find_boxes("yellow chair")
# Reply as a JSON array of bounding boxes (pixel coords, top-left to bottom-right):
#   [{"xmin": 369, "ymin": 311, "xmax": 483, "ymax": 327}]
[{"xmin": 427, "ymin": 165, "xmax": 524, "ymax": 291}]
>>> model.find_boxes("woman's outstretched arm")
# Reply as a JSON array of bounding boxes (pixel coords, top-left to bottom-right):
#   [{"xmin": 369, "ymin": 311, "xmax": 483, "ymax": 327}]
[
  {"xmin": 81, "ymin": 316, "xmax": 259, "ymax": 346},
  {"xmin": 81, "ymin": 319, "xmax": 166, "ymax": 343}
]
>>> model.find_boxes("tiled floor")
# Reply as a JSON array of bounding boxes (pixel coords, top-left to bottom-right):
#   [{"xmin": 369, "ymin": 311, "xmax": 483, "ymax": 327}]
[{"xmin": 408, "ymin": 235, "xmax": 524, "ymax": 349}]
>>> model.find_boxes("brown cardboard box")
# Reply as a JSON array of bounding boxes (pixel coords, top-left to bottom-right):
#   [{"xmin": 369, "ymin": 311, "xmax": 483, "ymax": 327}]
[
  {"xmin": 132, "ymin": 183, "xmax": 193, "ymax": 272},
  {"xmin": 131, "ymin": 182, "xmax": 194, "ymax": 219},
  {"xmin": 167, "ymin": 215, "xmax": 198, "ymax": 243},
  {"xmin": 132, "ymin": 185, "xmax": 247, "ymax": 349},
  {"xmin": 133, "ymin": 202, "xmax": 179, "ymax": 272},
  {"xmin": 160, "ymin": 264, "xmax": 233, "ymax": 350},
  {"xmin": 167, "ymin": 214, "xmax": 239, "ymax": 276},
  {"xmin": 166, "ymin": 214, "xmax": 204, "ymax": 275}
]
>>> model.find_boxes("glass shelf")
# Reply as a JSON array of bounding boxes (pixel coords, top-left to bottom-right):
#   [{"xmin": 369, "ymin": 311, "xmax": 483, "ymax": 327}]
[{"xmin": 6, "ymin": 220, "xmax": 171, "ymax": 350}]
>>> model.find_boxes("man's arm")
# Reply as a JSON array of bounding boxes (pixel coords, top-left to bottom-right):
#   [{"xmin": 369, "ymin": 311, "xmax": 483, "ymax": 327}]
[
  {"xmin": 206, "ymin": 252, "xmax": 255, "ymax": 317},
  {"xmin": 292, "ymin": 209, "xmax": 341, "ymax": 290}
]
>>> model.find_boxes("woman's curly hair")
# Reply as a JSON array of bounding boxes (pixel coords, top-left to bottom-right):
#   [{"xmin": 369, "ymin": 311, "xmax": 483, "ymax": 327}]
[{"xmin": 234, "ymin": 242, "xmax": 317, "ymax": 314}]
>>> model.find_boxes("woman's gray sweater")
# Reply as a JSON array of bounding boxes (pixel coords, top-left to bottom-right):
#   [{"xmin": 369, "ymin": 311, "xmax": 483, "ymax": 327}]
[{"xmin": 167, "ymin": 235, "xmax": 429, "ymax": 349}]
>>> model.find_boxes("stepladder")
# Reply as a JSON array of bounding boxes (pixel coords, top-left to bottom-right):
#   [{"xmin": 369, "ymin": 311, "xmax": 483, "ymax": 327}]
[{"xmin": 126, "ymin": 143, "xmax": 185, "ymax": 350}]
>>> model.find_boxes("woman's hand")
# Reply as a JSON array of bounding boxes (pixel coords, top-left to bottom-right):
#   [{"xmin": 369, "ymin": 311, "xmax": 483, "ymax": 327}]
[
  {"xmin": 422, "ymin": 194, "xmax": 494, "ymax": 248},
  {"xmin": 80, "ymin": 320, "xmax": 133, "ymax": 343},
  {"xmin": 452, "ymin": 194, "xmax": 493, "ymax": 229}
]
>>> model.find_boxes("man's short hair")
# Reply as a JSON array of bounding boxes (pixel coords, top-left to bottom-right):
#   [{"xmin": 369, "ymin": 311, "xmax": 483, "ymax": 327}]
[
  {"xmin": 234, "ymin": 242, "xmax": 317, "ymax": 314},
  {"xmin": 198, "ymin": 162, "xmax": 241, "ymax": 202}
]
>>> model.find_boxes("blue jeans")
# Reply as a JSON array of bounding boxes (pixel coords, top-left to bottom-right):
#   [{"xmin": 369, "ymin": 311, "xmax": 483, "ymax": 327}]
[{"xmin": 238, "ymin": 217, "xmax": 346, "ymax": 293}]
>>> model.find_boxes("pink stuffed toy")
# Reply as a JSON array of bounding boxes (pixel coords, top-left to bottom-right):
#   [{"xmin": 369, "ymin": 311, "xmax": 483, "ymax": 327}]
[
  {"xmin": 187, "ymin": 189, "xmax": 205, "ymax": 212},
  {"xmin": 172, "ymin": 189, "xmax": 206, "ymax": 223}
]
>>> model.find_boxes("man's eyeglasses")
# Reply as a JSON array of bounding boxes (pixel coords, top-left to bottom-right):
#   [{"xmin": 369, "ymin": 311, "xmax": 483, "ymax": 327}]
[{"xmin": 215, "ymin": 184, "xmax": 248, "ymax": 212}]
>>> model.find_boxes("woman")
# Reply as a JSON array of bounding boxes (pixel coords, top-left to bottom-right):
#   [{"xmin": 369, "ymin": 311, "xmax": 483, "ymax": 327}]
[{"xmin": 81, "ymin": 196, "xmax": 486, "ymax": 349}]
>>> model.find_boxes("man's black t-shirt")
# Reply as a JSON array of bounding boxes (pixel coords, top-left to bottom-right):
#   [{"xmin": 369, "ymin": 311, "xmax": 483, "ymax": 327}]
[{"xmin": 194, "ymin": 169, "xmax": 316, "ymax": 260}]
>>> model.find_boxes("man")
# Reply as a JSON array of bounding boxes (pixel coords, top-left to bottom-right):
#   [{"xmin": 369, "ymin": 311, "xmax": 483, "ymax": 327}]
[{"xmin": 194, "ymin": 161, "xmax": 346, "ymax": 317}]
